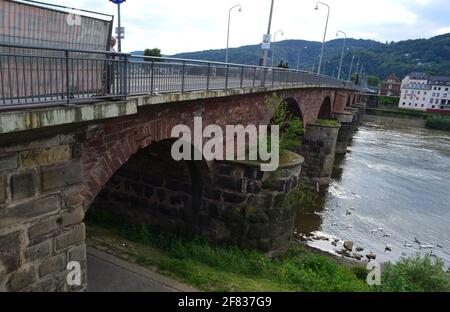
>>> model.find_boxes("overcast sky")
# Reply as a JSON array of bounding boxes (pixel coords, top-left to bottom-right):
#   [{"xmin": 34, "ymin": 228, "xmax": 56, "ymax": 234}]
[{"xmin": 43, "ymin": 0, "xmax": 450, "ymax": 54}]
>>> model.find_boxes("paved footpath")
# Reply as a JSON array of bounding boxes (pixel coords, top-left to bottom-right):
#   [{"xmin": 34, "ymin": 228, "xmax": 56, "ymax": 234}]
[{"xmin": 87, "ymin": 246, "xmax": 198, "ymax": 292}]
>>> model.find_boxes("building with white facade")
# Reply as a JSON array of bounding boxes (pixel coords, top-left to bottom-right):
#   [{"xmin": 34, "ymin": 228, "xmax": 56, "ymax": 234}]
[{"xmin": 399, "ymin": 72, "xmax": 450, "ymax": 115}]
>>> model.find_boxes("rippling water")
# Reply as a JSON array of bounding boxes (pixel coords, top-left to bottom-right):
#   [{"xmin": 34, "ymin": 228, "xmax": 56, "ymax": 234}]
[{"xmin": 295, "ymin": 121, "xmax": 450, "ymax": 268}]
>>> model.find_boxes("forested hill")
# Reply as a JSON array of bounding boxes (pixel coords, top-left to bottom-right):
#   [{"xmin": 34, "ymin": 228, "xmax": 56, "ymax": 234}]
[{"xmin": 133, "ymin": 33, "xmax": 450, "ymax": 81}]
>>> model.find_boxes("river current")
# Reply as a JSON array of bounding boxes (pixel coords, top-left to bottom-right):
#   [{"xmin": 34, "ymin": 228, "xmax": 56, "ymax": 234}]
[{"xmin": 295, "ymin": 121, "xmax": 450, "ymax": 269}]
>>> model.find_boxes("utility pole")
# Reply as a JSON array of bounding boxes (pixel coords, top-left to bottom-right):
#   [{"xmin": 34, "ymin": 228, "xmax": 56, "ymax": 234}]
[
  {"xmin": 110, "ymin": 0, "xmax": 126, "ymax": 52},
  {"xmin": 260, "ymin": 0, "xmax": 275, "ymax": 85}
]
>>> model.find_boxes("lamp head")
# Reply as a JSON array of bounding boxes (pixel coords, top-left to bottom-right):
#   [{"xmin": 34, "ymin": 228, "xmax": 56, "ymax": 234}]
[
  {"xmin": 315, "ymin": 4, "xmax": 319, "ymax": 10},
  {"xmin": 238, "ymin": 5, "xmax": 242, "ymax": 12}
]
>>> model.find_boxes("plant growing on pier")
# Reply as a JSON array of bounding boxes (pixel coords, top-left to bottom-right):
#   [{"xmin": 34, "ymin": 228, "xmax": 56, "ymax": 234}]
[{"xmin": 265, "ymin": 94, "xmax": 304, "ymax": 153}]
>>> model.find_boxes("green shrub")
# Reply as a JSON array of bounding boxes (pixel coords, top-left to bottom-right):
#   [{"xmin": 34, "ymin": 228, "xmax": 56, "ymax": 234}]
[
  {"xmin": 265, "ymin": 94, "xmax": 304, "ymax": 153},
  {"xmin": 379, "ymin": 254, "xmax": 450, "ymax": 292},
  {"xmin": 426, "ymin": 115, "xmax": 450, "ymax": 131}
]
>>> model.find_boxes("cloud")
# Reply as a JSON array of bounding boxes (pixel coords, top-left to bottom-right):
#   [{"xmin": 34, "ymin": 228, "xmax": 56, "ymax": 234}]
[{"xmin": 33, "ymin": 0, "xmax": 450, "ymax": 55}]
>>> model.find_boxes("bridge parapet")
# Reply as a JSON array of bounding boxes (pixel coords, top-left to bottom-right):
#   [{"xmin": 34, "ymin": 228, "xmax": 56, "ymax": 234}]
[{"xmin": 0, "ymin": 42, "xmax": 358, "ymax": 111}]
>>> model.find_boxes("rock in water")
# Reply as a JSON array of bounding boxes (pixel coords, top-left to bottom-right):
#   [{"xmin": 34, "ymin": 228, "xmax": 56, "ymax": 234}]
[
  {"xmin": 344, "ymin": 241, "xmax": 354, "ymax": 251},
  {"xmin": 356, "ymin": 247, "xmax": 364, "ymax": 252},
  {"xmin": 366, "ymin": 252, "xmax": 377, "ymax": 260}
]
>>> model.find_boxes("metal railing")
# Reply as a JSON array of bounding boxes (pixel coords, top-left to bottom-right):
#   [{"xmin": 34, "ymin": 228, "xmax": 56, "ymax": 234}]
[{"xmin": 0, "ymin": 42, "xmax": 360, "ymax": 110}]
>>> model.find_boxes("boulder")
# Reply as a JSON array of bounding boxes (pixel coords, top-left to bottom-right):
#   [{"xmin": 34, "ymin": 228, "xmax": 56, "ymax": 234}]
[{"xmin": 343, "ymin": 241, "xmax": 354, "ymax": 251}]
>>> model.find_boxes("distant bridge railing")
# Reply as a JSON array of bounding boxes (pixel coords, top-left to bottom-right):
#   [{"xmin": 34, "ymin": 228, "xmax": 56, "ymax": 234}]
[{"xmin": 0, "ymin": 43, "xmax": 359, "ymax": 110}]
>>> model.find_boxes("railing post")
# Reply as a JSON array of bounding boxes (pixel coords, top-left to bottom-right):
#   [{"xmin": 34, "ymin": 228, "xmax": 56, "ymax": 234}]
[
  {"xmin": 123, "ymin": 54, "xmax": 128, "ymax": 98},
  {"xmin": 206, "ymin": 63, "xmax": 210, "ymax": 91},
  {"xmin": 240, "ymin": 66, "xmax": 244, "ymax": 88},
  {"xmin": 272, "ymin": 69, "xmax": 275, "ymax": 87},
  {"xmin": 225, "ymin": 64, "xmax": 229, "ymax": 90},
  {"xmin": 151, "ymin": 60, "xmax": 155, "ymax": 94},
  {"xmin": 65, "ymin": 50, "xmax": 70, "ymax": 104},
  {"xmin": 181, "ymin": 61, "xmax": 186, "ymax": 93}
]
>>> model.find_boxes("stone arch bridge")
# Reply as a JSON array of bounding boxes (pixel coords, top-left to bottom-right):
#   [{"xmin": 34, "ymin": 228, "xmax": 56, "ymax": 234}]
[{"xmin": 0, "ymin": 47, "xmax": 367, "ymax": 291}]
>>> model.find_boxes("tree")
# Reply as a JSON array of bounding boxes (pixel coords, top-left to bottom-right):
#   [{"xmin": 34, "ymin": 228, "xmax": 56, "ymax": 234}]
[
  {"xmin": 351, "ymin": 73, "xmax": 360, "ymax": 85},
  {"xmin": 144, "ymin": 48, "xmax": 162, "ymax": 61},
  {"xmin": 367, "ymin": 75, "xmax": 380, "ymax": 87}
]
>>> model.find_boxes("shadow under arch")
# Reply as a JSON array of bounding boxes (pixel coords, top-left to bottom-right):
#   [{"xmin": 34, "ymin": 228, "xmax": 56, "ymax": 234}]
[
  {"xmin": 318, "ymin": 96, "xmax": 332, "ymax": 119},
  {"xmin": 87, "ymin": 138, "xmax": 211, "ymax": 236}
]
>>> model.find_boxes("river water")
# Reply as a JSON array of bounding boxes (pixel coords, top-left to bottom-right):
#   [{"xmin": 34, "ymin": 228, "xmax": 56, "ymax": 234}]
[{"xmin": 295, "ymin": 121, "xmax": 450, "ymax": 269}]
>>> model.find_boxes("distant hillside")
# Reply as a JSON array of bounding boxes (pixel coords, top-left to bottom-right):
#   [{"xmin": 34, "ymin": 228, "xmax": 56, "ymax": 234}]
[{"xmin": 131, "ymin": 33, "xmax": 450, "ymax": 81}]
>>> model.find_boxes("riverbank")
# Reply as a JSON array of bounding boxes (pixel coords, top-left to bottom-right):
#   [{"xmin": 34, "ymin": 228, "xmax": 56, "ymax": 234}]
[
  {"xmin": 365, "ymin": 108, "xmax": 450, "ymax": 130},
  {"xmin": 85, "ymin": 212, "xmax": 450, "ymax": 292}
]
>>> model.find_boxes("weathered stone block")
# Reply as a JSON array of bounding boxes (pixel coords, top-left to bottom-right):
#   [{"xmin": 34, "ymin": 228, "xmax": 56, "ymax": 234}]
[
  {"xmin": 8, "ymin": 267, "xmax": 36, "ymax": 291},
  {"xmin": 11, "ymin": 171, "xmax": 36, "ymax": 201},
  {"xmin": 58, "ymin": 207, "xmax": 85, "ymax": 228},
  {"xmin": 0, "ymin": 175, "xmax": 6, "ymax": 204},
  {"xmin": 223, "ymin": 192, "xmax": 246, "ymax": 205},
  {"xmin": 55, "ymin": 223, "xmax": 85, "ymax": 252},
  {"xmin": 1, "ymin": 195, "xmax": 60, "ymax": 228},
  {"xmin": 217, "ymin": 176, "xmax": 243, "ymax": 192},
  {"xmin": 0, "ymin": 153, "xmax": 18, "ymax": 171},
  {"xmin": 68, "ymin": 244, "xmax": 86, "ymax": 262},
  {"xmin": 28, "ymin": 217, "xmax": 59, "ymax": 241},
  {"xmin": 39, "ymin": 253, "xmax": 66, "ymax": 277},
  {"xmin": 41, "ymin": 162, "xmax": 83, "ymax": 191},
  {"xmin": 0, "ymin": 231, "xmax": 21, "ymax": 274},
  {"xmin": 27, "ymin": 240, "xmax": 52, "ymax": 262},
  {"xmin": 20, "ymin": 145, "xmax": 71, "ymax": 168}
]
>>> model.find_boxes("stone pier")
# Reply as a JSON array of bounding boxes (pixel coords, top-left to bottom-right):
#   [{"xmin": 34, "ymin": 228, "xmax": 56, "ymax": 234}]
[
  {"xmin": 334, "ymin": 112, "xmax": 355, "ymax": 154},
  {"xmin": 300, "ymin": 122, "xmax": 341, "ymax": 186}
]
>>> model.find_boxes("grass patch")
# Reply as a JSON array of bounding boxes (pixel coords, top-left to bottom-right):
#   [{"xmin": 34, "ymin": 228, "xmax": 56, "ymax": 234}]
[
  {"xmin": 314, "ymin": 119, "xmax": 341, "ymax": 126},
  {"xmin": 86, "ymin": 210, "xmax": 450, "ymax": 292},
  {"xmin": 379, "ymin": 96, "xmax": 400, "ymax": 106}
]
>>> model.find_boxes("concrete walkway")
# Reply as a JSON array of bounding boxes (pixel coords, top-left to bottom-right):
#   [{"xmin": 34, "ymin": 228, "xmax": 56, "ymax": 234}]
[{"xmin": 87, "ymin": 247, "xmax": 198, "ymax": 292}]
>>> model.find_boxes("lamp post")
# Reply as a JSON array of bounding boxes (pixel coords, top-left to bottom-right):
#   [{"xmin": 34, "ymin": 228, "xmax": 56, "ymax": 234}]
[
  {"xmin": 348, "ymin": 50, "xmax": 354, "ymax": 81},
  {"xmin": 312, "ymin": 55, "xmax": 319, "ymax": 73},
  {"xmin": 353, "ymin": 56, "xmax": 360, "ymax": 83},
  {"xmin": 297, "ymin": 46, "xmax": 307, "ymax": 70},
  {"xmin": 314, "ymin": 1, "xmax": 330, "ymax": 75},
  {"xmin": 271, "ymin": 29, "xmax": 284, "ymax": 67},
  {"xmin": 336, "ymin": 30, "xmax": 346, "ymax": 80},
  {"xmin": 226, "ymin": 4, "xmax": 242, "ymax": 64}
]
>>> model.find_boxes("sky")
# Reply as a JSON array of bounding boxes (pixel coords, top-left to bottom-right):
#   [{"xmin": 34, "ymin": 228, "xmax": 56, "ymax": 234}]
[{"xmin": 35, "ymin": 0, "xmax": 450, "ymax": 55}]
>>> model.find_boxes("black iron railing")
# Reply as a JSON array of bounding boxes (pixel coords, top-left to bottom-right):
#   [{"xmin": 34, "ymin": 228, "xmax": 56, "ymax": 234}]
[{"xmin": 0, "ymin": 42, "xmax": 359, "ymax": 110}]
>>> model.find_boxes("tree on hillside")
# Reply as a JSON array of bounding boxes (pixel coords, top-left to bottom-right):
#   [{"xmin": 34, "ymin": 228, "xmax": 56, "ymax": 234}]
[{"xmin": 144, "ymin": 48, "xmax": 163, "ymax": 61}]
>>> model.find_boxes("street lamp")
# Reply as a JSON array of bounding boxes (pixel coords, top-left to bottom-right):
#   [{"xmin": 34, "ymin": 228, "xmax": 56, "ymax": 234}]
[
  {"xmin": 271, "ymin": 29, "xmax": 284, "ymax": 67},
  {"xmin": 312, "ymin": 54, "xmax": 320, "ymax": 73},
  {"xmin": 297, "ymin": 46, "xmax": 307, "ymax": 70},
  {"xmin": 336, "ymin": 30, "xmax": 346, "ymax": 80},
  {"xmin": 353, "ymin": 56, "xmax": 360, "ymax": 82},
  {"xmin": 225, "ymin": 4, "xmax": 242, "ymax": 64},
  {"xmin": 348, "ymin": 50, "xmax": 354, "ymax": 81},
  {"xmin": 314, "ymin": 1, "xmax": 330, "ymax": 75}
]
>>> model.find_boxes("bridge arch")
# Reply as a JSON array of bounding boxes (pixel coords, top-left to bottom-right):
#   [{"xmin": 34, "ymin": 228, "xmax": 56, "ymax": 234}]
[
  {"xmin": 317, "ymin": 96, "xmax": 332, "ymax": 119},
  {"xmin": 87, "ymin": 138, "xmax": 211, "ymax": 236}
]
